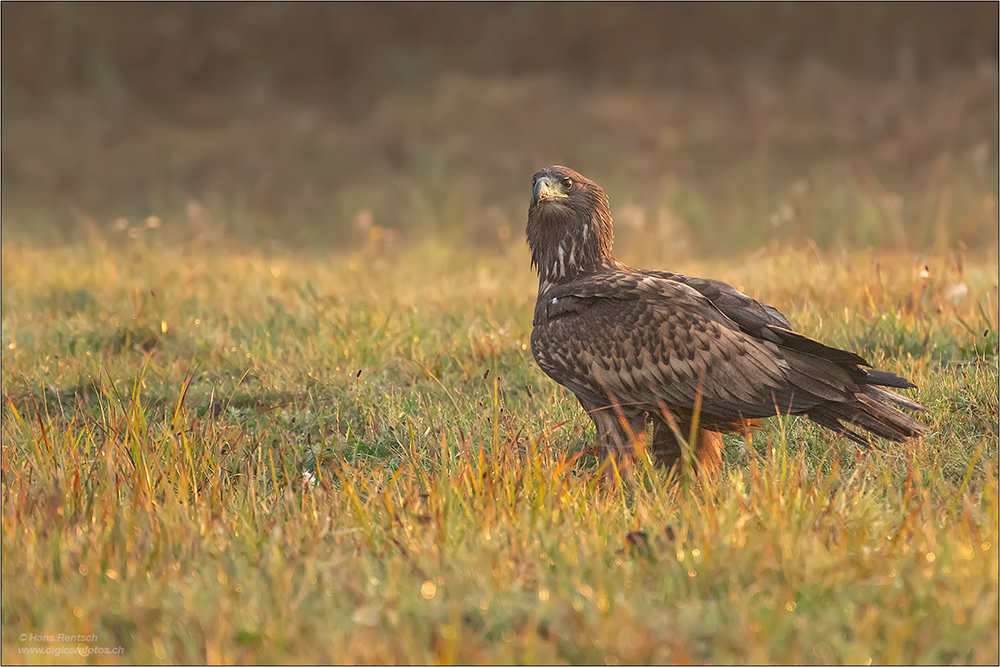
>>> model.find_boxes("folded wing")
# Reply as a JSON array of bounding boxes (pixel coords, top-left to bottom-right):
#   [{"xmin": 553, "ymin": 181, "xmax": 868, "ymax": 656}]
[{"xmin": 531, "ymin": 273, "xmax": 926, "ymax": 443}]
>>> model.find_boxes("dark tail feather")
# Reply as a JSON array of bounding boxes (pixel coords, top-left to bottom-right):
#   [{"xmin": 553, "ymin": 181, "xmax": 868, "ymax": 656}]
[
  {"xmin": 768, "ymin": 326, "xmax": 926, "ymax": 445},
  {"xmin": 808, "ymin": 389, "xmax": 928, "ymax": 445},
  {"xmin": 807, "ymin": 412, "xmax": 873, "ymax": 447},
  {"xmin": 861, "ymin": 384, "xmax": 928, "ymax": 413},
  {"xmin": 864, "ymin": 368, "xmax": 918, "ymax": 390}
]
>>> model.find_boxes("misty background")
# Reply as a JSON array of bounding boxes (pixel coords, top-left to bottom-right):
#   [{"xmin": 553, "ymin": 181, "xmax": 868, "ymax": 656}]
[{"xmin": 2, "ymin": 2, "xmax": 997, "ymax": 256}]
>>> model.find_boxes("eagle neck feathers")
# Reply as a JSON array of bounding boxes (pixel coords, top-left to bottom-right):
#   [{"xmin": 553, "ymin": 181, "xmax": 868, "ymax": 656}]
[{"xmin": 527, "ymin": 183, "xmax": 617, "ymax": 295}]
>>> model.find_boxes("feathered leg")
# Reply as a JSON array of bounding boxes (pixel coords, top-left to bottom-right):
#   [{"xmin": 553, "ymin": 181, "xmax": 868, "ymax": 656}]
[
  {"xmin": 649, "ymin": 417, "xmax": 723, "ymax": 480},
  {"xmin": 579, "ymin": 398, "xmax": 647, "ymax": 483}
]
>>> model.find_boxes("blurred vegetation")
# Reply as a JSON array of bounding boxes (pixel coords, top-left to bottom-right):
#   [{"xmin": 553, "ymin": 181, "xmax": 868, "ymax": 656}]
[
  {"xmin": 2, "ymin": 3, "xmax": 998, "ymax": 254},
  {"xmin": 4, "ymin": 3, "xmax": 997, "ymax": 101}
]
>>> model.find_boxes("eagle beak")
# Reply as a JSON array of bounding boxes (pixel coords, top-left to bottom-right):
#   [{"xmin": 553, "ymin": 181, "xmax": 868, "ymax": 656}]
[{"xmin": 534, "ymin": 176, "xmax": 568, "ymax": 203}]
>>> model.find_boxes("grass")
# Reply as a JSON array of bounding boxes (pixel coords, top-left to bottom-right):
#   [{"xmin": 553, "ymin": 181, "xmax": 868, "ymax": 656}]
[{"xmin": 1, "ymin": 234, "xmax": 997, "ymax": 664}]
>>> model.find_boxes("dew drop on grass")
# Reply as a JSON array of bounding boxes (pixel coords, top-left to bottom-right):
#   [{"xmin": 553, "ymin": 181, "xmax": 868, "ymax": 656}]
[{"xmin": 420, "ymin": 580, "xmax": 436, "ymax": 599}]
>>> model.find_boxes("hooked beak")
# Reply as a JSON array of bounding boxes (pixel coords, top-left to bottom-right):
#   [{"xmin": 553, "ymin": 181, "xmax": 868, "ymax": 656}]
[{"xmin": 533, "ymin": 176, "xmax": 568, "ymax": 204}]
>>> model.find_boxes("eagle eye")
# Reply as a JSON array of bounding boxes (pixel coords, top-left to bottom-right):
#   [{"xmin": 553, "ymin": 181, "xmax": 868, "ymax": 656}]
[{"xmin": 561, "ymin": 177, "xmax": 573, "ymax": 191}]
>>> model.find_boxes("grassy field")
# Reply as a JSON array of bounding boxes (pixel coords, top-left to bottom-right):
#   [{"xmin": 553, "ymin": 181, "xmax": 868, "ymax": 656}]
[{"xmin": 1, "ymin": 232, "xmax": 997, "ymax": 663}]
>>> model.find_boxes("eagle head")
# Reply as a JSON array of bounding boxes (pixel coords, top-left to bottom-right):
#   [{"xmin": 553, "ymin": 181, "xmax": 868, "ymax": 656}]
[{"xmin": 526, "ymin": 165, "xmax": 615, "ymax": 287}]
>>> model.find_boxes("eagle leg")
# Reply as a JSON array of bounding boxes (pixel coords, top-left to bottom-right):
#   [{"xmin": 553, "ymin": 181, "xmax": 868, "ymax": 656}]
[
  {"xmin": 578, "ymin": 398, "xmax": 647, "ymax": 484},
  {"xmin": 649, "ymin": 417, "xmax": 723, "ymax": 480}
]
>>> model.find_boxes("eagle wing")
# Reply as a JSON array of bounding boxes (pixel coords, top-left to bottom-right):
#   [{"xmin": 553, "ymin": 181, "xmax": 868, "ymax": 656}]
[
  {"xmin": 643, "ymin": 270, "xmax": 792, "ymax": 337},
  {"xmin": 644, "ymin": 270, "xmax": 926, "ymax": 394},
  {"xmin": 644, "ymin": 269, "xmax": 898, "ymax": 372},
  {"xmin": 531, "ymin": 273, "xmax": 864, "ymax": 426}
]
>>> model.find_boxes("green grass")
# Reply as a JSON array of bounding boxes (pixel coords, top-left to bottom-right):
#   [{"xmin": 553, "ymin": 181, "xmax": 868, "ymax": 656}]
[{"xmin": 1, "ymin": 237, "xmax": 997, "ymax": 664}]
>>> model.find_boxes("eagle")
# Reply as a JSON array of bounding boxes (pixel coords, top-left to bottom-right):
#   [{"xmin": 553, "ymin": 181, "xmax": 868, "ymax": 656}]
[{"xmin": 526, "ymin": 165, "xmax": 927, "ymax": 478}]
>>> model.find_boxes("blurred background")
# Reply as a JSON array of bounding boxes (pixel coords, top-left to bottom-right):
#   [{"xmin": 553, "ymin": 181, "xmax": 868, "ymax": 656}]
[{"xmin": 2, "ymin": 2, "xmax": 997, "ymax": 257}]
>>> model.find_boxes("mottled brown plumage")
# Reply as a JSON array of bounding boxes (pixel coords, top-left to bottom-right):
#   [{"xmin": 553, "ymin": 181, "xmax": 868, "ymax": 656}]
[{"xmin": 526, "ymin": 165, "xmax": 927, "ymax": 477}]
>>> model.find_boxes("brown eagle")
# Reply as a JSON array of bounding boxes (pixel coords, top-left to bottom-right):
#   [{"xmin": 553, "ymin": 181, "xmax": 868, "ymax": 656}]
[{"xmin": 526, "ymin": 165, "xmax": 927, "ymax": 477}]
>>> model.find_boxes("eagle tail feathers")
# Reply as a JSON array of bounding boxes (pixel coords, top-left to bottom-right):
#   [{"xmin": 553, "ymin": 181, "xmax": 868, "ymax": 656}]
[
  {"xmin": 805, "ymin": 412, "xmax": 875, "ymax": 448},
  {"xmin": 860, "ymin": 384, "xmax": 928, "ymax": 413},
  {"xmin": 863, "ymin": 368, "xmax": 918, "ymax": 390},
  {"xmin": 808, "ymin": 392, "xmax": 927, "ymax": 445}
]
